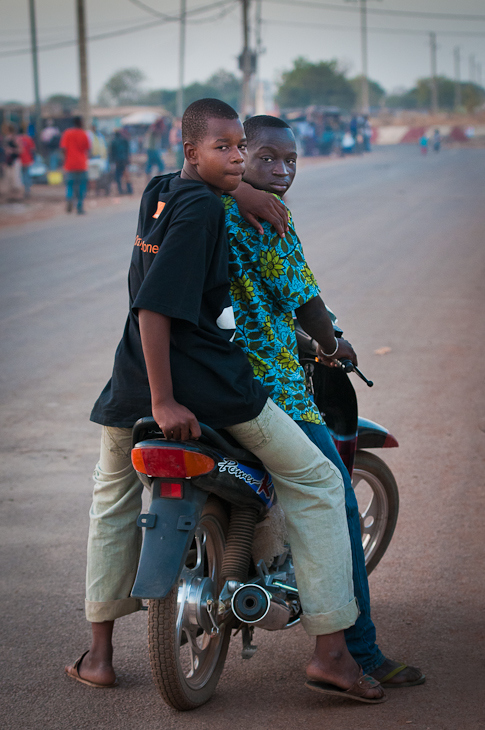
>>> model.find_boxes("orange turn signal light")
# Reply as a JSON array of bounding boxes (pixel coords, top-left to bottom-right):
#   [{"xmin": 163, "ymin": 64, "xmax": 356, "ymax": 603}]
[{"xmin": 131, "ymin": 445, "xmax": 215, "ymax": 478}]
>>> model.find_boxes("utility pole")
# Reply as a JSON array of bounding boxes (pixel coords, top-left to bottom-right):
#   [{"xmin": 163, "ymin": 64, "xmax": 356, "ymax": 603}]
[
  {"xmin": 429, "ymin": 32, "xmax": 438, "ymax": 114},
  {"xmin": 453, "ymin": 46, "xmax": 462, "ymax": 110},
  {"xmin": 254, "ymin": 0, "xmax": 265, "ymax": 114},
  {"xmin": 477, "ymin": 62, "xmax": 483, "ymax": 87},
  {"xmin": 176, "ymin": 0, "xmax": 186, "ymax": 118},
  {"xmin": 359, "ymin": 0, "xmax": 369, "ymax": 114},
  {"xmin": 28, "ymin": 0, "xmax": 42, "ymax": 138},
  {"xmin": 239, "ymin": 0, "xmax": 253, "ymax": 118},
  {"xmin": 76, "ymin": 0, "xmax": 90, "ymax": 127},
  {"xmin": 469, "ymin": 54, "xmax": 476, "ymax": 82}
]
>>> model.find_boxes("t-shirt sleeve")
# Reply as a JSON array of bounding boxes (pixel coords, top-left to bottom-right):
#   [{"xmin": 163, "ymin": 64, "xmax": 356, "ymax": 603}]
[
  {"xmin": 258, "ymin": 211, "xmax": 320, "ymax": 313},
  {"xmin": 132, "ymin": 196, "xmax": 219, "ymax": 326},
  {"xmin": 59, "ymin": 131, "xmax": 67, "ymax": 149}
]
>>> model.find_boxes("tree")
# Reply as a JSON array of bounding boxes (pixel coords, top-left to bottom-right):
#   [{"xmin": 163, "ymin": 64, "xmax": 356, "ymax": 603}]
[
  {"xmin": 460, "ymin": 83, "xmax": 485, "ymax": 112},
  {"xmin": 45, "ymin": 94, "xmax": 79, "ymax": 110},
  {"xmin": 385, "ymin": 77, "xmax": 485, "ymax": 112},
  {"xmin": 276, "ymin": 57, "xmax": 356, "ymax": 110},
  {"xmin": 97, "ymin": 68, "xmax": 146, "ymax": 106},
  {"xmin": 139, "ymin": 70, "xmax": 242, "ymax": 115},
  {"xmin": 350, "ymin": 76, "xmax": 385, "ymax": 108}
]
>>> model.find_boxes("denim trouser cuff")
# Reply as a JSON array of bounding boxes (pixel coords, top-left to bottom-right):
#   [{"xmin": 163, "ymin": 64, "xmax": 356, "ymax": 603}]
[
  {"xmin": 300, "ymin": 597, "xmax": 359, "ymax": 636},
  {"xmin": 85, "ymin": 597, "xmax": 142, "ymax": 623}
]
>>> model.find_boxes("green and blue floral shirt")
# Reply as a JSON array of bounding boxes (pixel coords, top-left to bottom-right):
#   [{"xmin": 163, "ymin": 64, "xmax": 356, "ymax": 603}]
[{"xmin": 224, "ymin": 195, "xmax": 323, "ymax": 424}]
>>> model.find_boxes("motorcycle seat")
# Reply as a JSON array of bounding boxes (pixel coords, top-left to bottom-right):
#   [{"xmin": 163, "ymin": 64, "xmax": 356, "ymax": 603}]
[{"xmin": 132, "ymin": 417, "xmax": 264, "ymax": 469}]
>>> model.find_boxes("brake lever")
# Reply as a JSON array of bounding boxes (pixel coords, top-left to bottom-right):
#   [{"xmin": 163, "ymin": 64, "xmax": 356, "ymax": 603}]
[{"xmin": 339, "ymin": 359, "xmax": 374, "ymax": 387}]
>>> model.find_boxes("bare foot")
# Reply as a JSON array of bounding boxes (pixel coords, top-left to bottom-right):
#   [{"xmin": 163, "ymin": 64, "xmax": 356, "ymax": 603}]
[
  {"xmin": 306, "ymin": 647, "xmax": 384, "ymax": 701},
  {"xmin": 65, "ymin": 650, "xmax": 117, "ymax": 687},
  {"xmin": 371, "ymin": 658, "xmax": 425, "ymax": 688}
]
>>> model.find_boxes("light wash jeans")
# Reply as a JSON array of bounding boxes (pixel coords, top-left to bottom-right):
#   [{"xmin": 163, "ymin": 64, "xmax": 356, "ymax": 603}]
[
  {"xmin": 297, "ymin": 421, "xmax": 385, "ymax": 673},
  {"xmin": 85, "ymin": 426, "xmax": 143, "ymax": 622},
  {"xmin": 86, "ymin": 400, "xmax": 358, "ymax": 634},
  {"xmin": 226, "ymin": 399, "xmax": 358, "ymax": 635},
  {"xmin": 65, "ymin": 170, "xmax": 88, "ymax": 212}
]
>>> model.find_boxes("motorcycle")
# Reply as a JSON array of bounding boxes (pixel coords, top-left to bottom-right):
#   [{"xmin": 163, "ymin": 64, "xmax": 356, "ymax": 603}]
[{"xmin": 130, "ymin": 322, "xmax": 399, "ymax": 711}]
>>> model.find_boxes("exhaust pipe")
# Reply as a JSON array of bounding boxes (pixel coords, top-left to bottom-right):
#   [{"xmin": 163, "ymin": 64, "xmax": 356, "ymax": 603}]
[{"xmin": 231, "ymin": 584, "xmax": 290, "ymax": 631}]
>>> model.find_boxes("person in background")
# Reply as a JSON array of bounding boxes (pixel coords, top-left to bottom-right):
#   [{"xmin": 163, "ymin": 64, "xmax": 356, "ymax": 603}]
[
  {"xmin": 110, "ymin": 129, "xmax": 133, "ymax": 195},
  {"xmin": 17, "ymin": 125, "xmax": 36, "ymax": 199},
  {"xmin": 169, "ymin": 119, "xmax": 183, "ymax": 169},
  {"xmin": 87, "ymin": 124, "xmax": 108, "ymax": 194},
  {"xmin": 41, "ymin": 119, "xmax": 61, "ymax": 170},
  {"xmin": 432, "ymin": 129, "xmax": 441, "ymax": 153},
  {"xmin": 60, "ymin": 116, "xmax": 91, "ymax": 214},
  {"xmin": 144, "ymin": 121, "xmax": 165, "ymax": 178},
  {"xmin": 363, "ymin": 117, "xmax": 372, "ymax": 152},
  {"xmin": 419, "ymin": 134, "xmax": 428, "ymax": 156},
  {"xmin": 341, "ymin": 129, "xmax": 355, "ymax": 156},
  {"xmin": 3, "ymin": 123, "xmax": 23, "ymax": 201}
]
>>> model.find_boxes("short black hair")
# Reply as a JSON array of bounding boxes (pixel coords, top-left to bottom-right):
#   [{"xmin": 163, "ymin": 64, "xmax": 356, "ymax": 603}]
[
  {"xmin": 244, "ymin": 115, "xmax": 291, "ymax": 145},
  {"xmin": 182, "ymin": 98, "xmax": 239, "ymax": 144},
  {"xmin": 73, "ymin": 115, "xmax": 83, "ymax": 128}
]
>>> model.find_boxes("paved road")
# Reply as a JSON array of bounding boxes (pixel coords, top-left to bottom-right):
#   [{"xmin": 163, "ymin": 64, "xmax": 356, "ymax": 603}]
[{"xmin": 1, "ymin": 146, "xmax": 484, "ymax": 730}]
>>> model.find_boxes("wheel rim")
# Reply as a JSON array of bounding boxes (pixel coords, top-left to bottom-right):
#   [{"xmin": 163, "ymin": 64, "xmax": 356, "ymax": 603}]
[
  {"xmin": 175, "ymin": 514, "xmax": 226, "ymax": 690},
  {"xmin": 352, "ymin": 467, "xmax": 389, "ymax": 565}
]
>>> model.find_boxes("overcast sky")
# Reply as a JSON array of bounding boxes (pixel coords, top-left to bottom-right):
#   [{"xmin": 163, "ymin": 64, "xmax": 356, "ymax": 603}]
[{"xmin": 1, "ymin": 0, "xmax": 484, "ymax": 104}]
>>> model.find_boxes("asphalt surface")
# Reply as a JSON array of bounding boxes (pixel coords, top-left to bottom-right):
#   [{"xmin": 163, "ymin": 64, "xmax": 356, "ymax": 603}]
[{"xmin": 1, "ymin": 145, "xmax": 484, "ymax": 730}]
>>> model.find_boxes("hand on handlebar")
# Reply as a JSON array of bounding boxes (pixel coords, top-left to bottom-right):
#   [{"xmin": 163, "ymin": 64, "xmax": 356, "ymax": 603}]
[
  {"xmin": 152, "ymin": 399, "xmax": 201, "ymax": 441},
  {"xmin": 317, "ymin": 337, "xmax": 358, "ymax": 368}
]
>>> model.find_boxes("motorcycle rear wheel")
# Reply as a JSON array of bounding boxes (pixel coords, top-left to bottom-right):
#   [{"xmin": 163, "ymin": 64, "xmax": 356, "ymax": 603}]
[
  {"xmin": 148, "ymin": 498, "xmax": 231, "ymax": 711},
  {"xmin": 352, "ymin": 451, "xmax": 399, "ymax": 575}
]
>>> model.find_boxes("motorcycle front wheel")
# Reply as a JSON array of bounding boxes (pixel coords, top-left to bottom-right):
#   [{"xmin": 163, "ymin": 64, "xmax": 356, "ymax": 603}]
[
  {"xmin": 352, "ymin": 451, "xmax": 399, "ymax": 575},
  {"xmin": 147, "ymin": 498, "xmax": 231, "ymax": 711}
]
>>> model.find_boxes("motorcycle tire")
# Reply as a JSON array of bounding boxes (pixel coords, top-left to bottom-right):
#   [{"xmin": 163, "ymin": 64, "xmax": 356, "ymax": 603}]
[
  {"xmin": 352, "ymin": 450, "xmax": 399, "ymax": 576},
  {"xmin": 148, "ymin": 497, "xmax": 231, "ymax": 711}
]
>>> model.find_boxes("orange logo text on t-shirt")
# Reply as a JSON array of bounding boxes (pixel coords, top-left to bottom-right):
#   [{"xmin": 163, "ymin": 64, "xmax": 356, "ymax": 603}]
[
  {"xmin": 152, "ymin": 201, "xmax": 166, "ymax": 219},
  {"xmin": 134, "ymin": 235, "xmax": 159, "ymax": 254}
]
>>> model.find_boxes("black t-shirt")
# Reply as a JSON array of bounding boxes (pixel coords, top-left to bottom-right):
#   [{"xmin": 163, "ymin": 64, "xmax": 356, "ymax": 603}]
[{"xmin": 90, "ymin": 173, "xmax": 267, "ymax": 429}]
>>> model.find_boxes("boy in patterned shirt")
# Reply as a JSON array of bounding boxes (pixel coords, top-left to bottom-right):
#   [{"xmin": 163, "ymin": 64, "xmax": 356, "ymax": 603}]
[{"xmin": 225, "ymin": 115, "xmax": 424, "ymax": 690}]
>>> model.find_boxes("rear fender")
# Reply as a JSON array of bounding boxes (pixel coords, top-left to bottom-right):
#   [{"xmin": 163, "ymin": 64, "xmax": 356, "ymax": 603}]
[
  {"xmin": 131, "ymin": 480, "xmax": 208, "ymax": 599},
  {"xmin": 357, "ymin": 417, "xmax": 399, "ymax": 450}
]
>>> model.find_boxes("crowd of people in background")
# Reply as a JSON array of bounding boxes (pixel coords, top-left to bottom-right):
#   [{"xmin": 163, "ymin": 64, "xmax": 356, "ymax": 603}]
[
  {"xmin": 293, "ymin": 114, "xmax": 373, "ymax": 157},
  {"xmin": 0, "ymin": 110, "xmax": 373, "ymax": 205},
  {"xmin": 0, "ymin": 115, "xmax": 178, "ymax": 206}
]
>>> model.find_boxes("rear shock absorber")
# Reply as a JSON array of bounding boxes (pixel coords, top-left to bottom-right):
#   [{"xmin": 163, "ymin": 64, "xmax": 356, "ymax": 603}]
[{"xmin": 221, "ymin": 505, "xmax": 258, "ymax": 583}]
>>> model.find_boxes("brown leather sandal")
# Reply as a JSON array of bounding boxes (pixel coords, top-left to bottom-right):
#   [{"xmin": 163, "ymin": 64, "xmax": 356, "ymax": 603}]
[
  {"xmin": 305, "ymin": 667, "xmax": 387, "ymax": 704},
  {"xmin": 65, "ymin": 651, "xmax": 119, "ymax": 688}
]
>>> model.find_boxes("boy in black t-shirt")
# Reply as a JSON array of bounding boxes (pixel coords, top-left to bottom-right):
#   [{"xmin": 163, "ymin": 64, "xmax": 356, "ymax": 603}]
[{"xmin": 66, "ymin": 100, "xmax": 384, "ymax": 703}]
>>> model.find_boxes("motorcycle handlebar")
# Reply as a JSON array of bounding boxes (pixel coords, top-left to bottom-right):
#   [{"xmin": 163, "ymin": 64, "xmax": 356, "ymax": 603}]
[{"xmin": 339, "ymin": 359, "xmax": 374, "ymax": 388}]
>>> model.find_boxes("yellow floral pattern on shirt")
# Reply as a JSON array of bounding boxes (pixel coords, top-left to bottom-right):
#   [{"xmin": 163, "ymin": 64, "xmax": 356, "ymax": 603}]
[{"xmin": 224, "ymin": 194, "xmax": 323, "ymax": 425}]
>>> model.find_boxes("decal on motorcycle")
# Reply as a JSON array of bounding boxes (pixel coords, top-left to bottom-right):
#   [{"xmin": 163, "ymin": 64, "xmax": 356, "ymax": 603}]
[{"xmin": 217, "ymin": 459, "xmax": 274, "ymax": 506}]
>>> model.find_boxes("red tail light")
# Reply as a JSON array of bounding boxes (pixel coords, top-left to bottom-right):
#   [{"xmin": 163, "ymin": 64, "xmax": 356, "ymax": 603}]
[
  {"xmin": 160, "ymin": 482, "xmax": 183, "ymax": 498},
  {"xmin": 131, "ymin": 445, "xmax": 215, "ymax": 478}
]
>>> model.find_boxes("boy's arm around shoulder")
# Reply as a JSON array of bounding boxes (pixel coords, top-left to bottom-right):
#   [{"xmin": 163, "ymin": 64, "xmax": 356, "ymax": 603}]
[
  {"xmin": 230, "ymin": 182, "xmax": 289, "ymax": 237},
  {"xmin": 139, "ymin": 309, "xmax": 201, "ymax": 441}
]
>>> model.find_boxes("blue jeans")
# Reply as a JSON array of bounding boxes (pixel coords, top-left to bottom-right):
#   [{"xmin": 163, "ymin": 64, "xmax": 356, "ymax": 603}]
[
  {"xmin": 65, "ymin": 170, "xmax": 88, "ymax": 211},
  {"xmin": 145, "ymin": 149, "xmax": 164, "ymax": 176},
  {"xmin": 297, "ymin": 420, "xmax": 385, "ymax": 672},
  {"xmin": 21, "ymin": 166, "xmax": 32, "ymax": 196}
]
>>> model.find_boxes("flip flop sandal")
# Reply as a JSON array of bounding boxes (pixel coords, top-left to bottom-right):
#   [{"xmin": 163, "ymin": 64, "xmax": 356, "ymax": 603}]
[
  {"xmin": 305, "ymin": 667, "xmax": 387, "ymax": 704},
  {"xmin": 65, "ymin": 651, "xmax": 119, "ymax": 688},
  {"xmin": 377, "ymin": 663, "xmax": 426, "ymax": 689}
]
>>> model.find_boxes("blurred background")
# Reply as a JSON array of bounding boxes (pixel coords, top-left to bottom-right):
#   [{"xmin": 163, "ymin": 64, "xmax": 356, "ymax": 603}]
[
  {"xmin": 0, "ymin": 0, "xmax": 484, "ymax": 219},
  {"xmin": 1, "ymin": 5, "xmax": 484, "ymax": 728}
]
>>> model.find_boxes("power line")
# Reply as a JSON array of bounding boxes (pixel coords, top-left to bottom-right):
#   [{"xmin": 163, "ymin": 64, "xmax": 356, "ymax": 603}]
[
  {"xmin": 126, "ymin": 0, "xmax": 234, "ymax": 21},
  {"xmin": 0, "ymin": 0, "xmax": 236, "ymax": 59},
  {"xmin": 264, "ymin": 0, "xmax": 485, "ymax": 22},
  {"xmin": 264, "ymin": 18, "xmax": 485, "ymax": 37}
]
